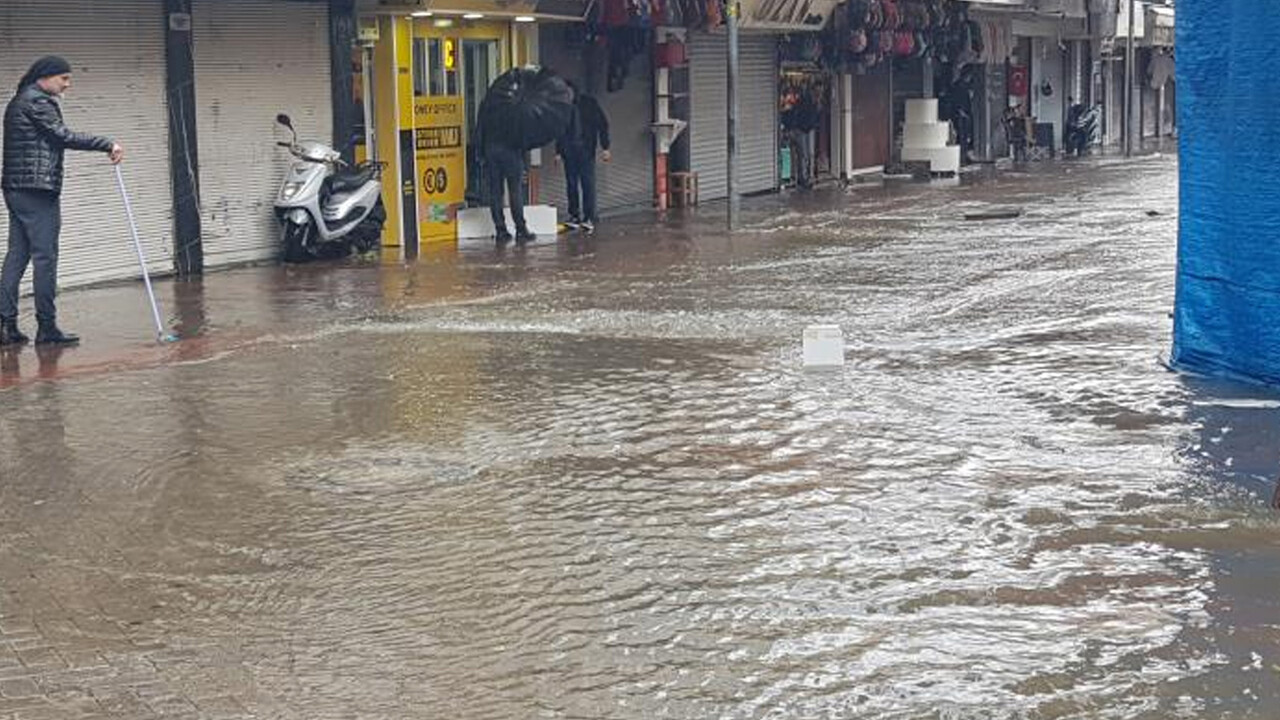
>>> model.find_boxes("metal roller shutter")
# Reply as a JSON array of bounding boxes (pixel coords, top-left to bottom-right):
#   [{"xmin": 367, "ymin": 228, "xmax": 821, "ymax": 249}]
[
  {"xmin": 194, "ymin": 0, "xmax": 332, "ymax": 267},
  {"xmin": 538, "ymin": 32, "xmax": 654, "ymax": 217},
  {"xmin": 689, "ymin": 33, "xmax": 778, "ymax": 201},
  {"xmin": 738, "ymin": 37, "xmax": 779, "ymax": 194},
  {"xmin": 689, "ymin": 34, "xmax": 728, "ymax": 201},
  {"xmin": 0, "ymin": 0, "xmax": 171, "ymax": 289},
  {"xmin": 593, "ymin": 59, "xmax": 654, "ymax": 213}
]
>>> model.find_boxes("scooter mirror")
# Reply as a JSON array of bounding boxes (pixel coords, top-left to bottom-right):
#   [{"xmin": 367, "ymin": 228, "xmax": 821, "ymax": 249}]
[{"xmin": 276, "ymin": 114, "xmax": 293, "ymax": 128}]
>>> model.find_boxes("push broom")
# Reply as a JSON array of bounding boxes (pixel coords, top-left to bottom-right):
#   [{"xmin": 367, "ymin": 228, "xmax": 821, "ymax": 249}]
[{"xmin": 114, "ymin": 164, "xmax": 178, "ymax": 344}]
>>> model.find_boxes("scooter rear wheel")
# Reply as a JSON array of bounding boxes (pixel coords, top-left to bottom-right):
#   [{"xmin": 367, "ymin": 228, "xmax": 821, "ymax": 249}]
[
  {"xmin": 281, "ymin": 221, "xmax": 313, "ymax": 263},
  {"xmin": 349, "ymin": 200, "xmax": 387, "ymax": 255}
]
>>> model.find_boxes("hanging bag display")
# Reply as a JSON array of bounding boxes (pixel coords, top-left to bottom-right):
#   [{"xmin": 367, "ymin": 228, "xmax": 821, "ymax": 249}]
[{"xmin": 894, "ymin": 30, "xmax": 915, "ymax": 56}]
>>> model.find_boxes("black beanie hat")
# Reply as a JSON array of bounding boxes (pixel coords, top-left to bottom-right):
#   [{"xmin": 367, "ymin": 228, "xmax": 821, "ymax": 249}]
[{"xmin": 18, "ymin": 56, "xmax": 72, "ymax": 90}]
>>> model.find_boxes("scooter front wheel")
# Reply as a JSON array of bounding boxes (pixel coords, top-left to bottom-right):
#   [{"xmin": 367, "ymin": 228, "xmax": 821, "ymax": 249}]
[{"xmin": 281, "ymin": 221, "xmax": 313, "ymax": 263}]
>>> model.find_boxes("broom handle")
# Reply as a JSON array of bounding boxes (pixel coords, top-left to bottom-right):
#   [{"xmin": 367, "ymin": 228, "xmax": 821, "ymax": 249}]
[{"xmin": 114, "ymin": 164, "xmax": 166, "ymax": 341}]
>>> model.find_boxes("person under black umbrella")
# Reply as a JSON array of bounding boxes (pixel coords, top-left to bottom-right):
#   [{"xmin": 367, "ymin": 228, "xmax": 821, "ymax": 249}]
[
  {"xmin": 474, "ymin": 67, "xmax": 573, "ymax": 245},
  {"xmin": 474, "ymin": 95, "xmax": 531, "ymax": 244}
]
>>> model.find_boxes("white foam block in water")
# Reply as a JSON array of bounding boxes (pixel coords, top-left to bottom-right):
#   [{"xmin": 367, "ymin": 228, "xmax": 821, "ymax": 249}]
[{"xmin": 803, "ymin": 325, "xmax": 845, "ymax": 368}]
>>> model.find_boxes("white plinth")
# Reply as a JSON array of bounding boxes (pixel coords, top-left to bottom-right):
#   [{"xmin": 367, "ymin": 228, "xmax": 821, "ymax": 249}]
[
  {"xmin": 903, "ymin": 122, "xmax": 951, "ymax": 148},
  {"xmin": 457, "ymin": 205, "xmax": 558, "ymax": 239},
  {"xmin": 803, "ymin": 325, "xmax": 845, "ymax": 368},
  {"xmin": 902, "ymin": 145, "xmax": 961, "ymax": 174},
  {"xmin": 901, "ymin": 98, "xmax": 960, "ymax": 175},
  {"xmin": 905, "ymin": 99, "xmax": 940, "ymax": 125}
]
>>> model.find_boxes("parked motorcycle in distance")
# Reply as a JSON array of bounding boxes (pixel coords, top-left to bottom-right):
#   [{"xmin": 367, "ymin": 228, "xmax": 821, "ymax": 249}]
[{"xmin": 273, "ymin": 113, "xmax": 385, "ymax": 262}]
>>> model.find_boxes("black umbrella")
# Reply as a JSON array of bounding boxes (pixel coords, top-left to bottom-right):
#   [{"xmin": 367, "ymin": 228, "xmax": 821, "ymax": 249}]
[{"xmin": 478, "ymin": 66, "xmax": 574, "ymax": 151}]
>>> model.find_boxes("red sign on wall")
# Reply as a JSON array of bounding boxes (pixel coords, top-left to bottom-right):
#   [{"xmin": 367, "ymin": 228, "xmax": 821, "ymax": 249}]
[{"xmin": 1008, "ymin": 65, "xmax": 1029, "ymax": 98}]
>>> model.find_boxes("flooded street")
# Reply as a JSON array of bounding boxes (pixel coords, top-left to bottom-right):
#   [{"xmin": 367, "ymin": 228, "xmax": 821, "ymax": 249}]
[{"xmin": 4, "ymin": 154, "xmax": 1280, "ymax": 719}]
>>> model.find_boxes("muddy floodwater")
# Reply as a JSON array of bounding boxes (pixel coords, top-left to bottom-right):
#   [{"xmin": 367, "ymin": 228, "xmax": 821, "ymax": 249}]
[{"xmin": 4, "ymin": 154, "xmax": 1280, "ymax": 719}]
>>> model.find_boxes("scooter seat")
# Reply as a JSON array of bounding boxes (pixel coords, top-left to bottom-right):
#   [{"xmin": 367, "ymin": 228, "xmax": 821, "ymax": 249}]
[{"xmin": 330, "ymin": 165, "xmax": 377, "ymax": 193}]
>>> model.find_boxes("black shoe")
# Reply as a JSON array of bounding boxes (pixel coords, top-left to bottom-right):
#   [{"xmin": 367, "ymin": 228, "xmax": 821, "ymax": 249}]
[
  {"xmin": 0, "ymin": 319, "xmax": 29, "ymax": 346},
  {"xmin": 515, "ymin": 228, "xmax": 536, "ymax": 244},
  {"xmin": 495, "ymin": 230, "xmax": 513, "ymax": 245},
  {"xmin": 35, "ymin": 322, "xmax": 79, "ymax": 346},
  {"xmin": 563, "ymin": 217, "xmax": 581, "ymax": 231}
]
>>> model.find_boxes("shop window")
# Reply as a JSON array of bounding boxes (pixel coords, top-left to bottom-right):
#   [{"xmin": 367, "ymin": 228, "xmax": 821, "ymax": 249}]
[
  {"xmin": 413, "ymin": 37, "xmax": 459, "ymax": 97},
  {"xmin": 413, "ymin": 38, "xmax": 430, "ymax": 97}
]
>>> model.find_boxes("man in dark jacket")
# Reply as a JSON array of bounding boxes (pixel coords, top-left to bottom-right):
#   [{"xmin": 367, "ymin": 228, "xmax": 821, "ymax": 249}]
[
  {"xmin": 1, "ymin": 56, "xmax": 123, "ymax": 346},
  {"xmin": 474, "ymin": 95, "xmax": 533, "ymax": 245},
  {"xmin": 555, "ymin": 83, "xmax": 610, "ymax": 233}
]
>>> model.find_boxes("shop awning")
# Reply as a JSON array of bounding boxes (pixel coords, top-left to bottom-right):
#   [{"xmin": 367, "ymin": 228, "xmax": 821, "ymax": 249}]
[
  {"xmin": 737, "ymin": 0, "xmax": 839, "ymax": 32},
  {"xmin": 357, "ymin": 0, "xmax": 593, "ymax": 21},
  {"xmin": 969, "ymin": 0, "xmax": 1087, "ymax": 19},
  {"xmin": 1029, "ymin": 0, "xmax": 1086, "ymax": 17}
]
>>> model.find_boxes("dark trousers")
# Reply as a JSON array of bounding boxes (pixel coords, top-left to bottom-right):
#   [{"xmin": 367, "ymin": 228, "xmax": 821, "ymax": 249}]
[
  {"xmin": 485, "ymin": 145, "xmax": 528, "ymax": 235},
  {"xmin": 1, "ymin": 189, "xmax": 61, "ymax": 323},
  {"xmin": 786, "ymin": 129, "xmax": 812, "ymax": 188},
  {"xmin": 563, "ymin": 149, "xmax": 598, "ymax": 223}
]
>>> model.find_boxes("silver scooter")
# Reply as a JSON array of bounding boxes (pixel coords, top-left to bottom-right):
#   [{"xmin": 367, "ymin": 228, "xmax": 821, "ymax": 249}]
[{"xmin": 273, "ymin": 113, "xmax": 385, "ymax": 262}]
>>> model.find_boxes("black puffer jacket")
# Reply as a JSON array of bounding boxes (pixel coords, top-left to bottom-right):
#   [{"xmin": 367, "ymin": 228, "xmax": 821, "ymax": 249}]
[{"xmin": 2, "ymin": 84, "xmax": 113, "ymax": 194}]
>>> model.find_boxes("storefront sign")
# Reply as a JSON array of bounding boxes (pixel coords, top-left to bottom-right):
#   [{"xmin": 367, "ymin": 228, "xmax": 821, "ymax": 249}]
[{"xmin": 414, "ymin": 97, "xmax": 467, "ymax": 242}]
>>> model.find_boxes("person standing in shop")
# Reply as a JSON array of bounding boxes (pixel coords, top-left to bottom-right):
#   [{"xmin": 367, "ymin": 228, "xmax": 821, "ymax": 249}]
[
  {"xmin": 556, "ymin": 82, "xmax": 611, "ymax": 234},
  {"xmin": 782, "ymin": 87, "xmax": 819, "ymax": 189},
  {"xmin": 1, "ymin": 56, "xmax": 124, "ymax": 347}
]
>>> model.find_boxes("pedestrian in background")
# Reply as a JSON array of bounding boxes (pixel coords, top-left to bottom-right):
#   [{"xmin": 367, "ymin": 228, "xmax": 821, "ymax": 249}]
[
  {"xmin": 1, "ymin": 56, "xmax": 124, "ymax": 347},
  {"xmin": 556, "ymin": 81, "xmax": 611, "ymax": 234},
  {"xmin": 1003, "ymin": 103, "xmax": 1028, "ymax": 163},
  {"xmin": 781, "ymin": 87, "xmax": 819, "ymax": 189}
]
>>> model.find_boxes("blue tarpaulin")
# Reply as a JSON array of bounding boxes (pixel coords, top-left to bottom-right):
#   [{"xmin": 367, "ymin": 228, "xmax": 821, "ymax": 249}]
[{"xmin": 1172, "ymin": 2, "xmax": 1280, "ymax": 386}]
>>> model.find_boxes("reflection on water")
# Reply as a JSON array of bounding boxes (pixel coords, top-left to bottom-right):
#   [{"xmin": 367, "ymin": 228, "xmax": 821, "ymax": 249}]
[{"xmin": 2, "ymin": 155, "xmax": 1280, "ymax": 718}]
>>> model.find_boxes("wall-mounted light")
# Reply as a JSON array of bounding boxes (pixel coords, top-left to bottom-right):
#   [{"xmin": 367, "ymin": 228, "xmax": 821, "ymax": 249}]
[
  {"xmin": 514, "ymin": 15, "xmax": 536, "ymax": 22},
  {"xmin": 463, "ymin": 12, "xmax": 484, "ymax": 19},
  {"xmin": 411, "ymin": 10, "xmax": 433, "ymax": 17},
  {"xmin": 432, "ymin": 17, "xmax": 454, "ymax": 27}
]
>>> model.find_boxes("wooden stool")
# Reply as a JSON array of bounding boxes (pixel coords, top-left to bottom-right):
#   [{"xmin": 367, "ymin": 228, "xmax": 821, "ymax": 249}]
[{"xmin": 669, "ymin": 171, "xmax": 698, "ymax": 207}]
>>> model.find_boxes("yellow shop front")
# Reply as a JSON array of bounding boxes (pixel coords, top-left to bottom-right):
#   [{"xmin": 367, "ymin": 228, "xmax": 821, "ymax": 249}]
[{"xmin": 357, "ymin": 0, "xmax": 587, "ymax": 258}]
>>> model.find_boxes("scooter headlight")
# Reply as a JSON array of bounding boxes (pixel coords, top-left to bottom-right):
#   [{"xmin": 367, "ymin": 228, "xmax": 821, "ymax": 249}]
[{"xmin": 281, "ymin": 182, "xmax": 304, "ymax": 200}]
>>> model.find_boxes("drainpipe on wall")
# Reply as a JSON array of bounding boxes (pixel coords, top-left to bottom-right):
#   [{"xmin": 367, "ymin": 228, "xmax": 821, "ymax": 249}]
[
  {"xmin": 840, "ymin": 73, "xmax": 853, "ymax": 181},
  {"xmin": 727, "ymin": 1, "xmax": 740, "ymax": 230},
  {"xmin": 165, "ymin": 0, "xmax": 202, "ymax": 276},
  {"xmin": 330, "ymin": 0, "xmax": 358, "ymax": 164},
  {"xmin": 1124, "ymin": 0, "xmax": 1135, "ymax": 156},
  {"xmin": 652, "ymin": 29, "xmax": 688, "ymax": 213}
]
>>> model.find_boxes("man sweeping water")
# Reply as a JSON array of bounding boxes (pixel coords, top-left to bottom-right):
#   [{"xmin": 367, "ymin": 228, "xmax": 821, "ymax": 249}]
[{"xmin": 1, "ymin": 55, "xmax": 124, "ymax": 347}]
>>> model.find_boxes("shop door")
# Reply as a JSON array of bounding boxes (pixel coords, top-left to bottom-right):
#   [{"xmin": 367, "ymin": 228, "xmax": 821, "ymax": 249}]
[
  {"xmin": 850, "ymin": 63, "xmax": 890, "ymax": 170},
  {"xmin": 690, "ymin": 33, "xmax": 778, "ymax": 201},
  {"xmin": 0, "ymin": 0, "xmax": 171, "ymax": 289},
  {"xmin": 463, "ymin": 39, "xmax": 500, "ymax": 207},
  {"xmin": 410, "ymin": 31, "xmax": 466, "ymax": 243},
  {"xmin": 406, "ymin": 21, "xmax": 508, "ymax": 244}
]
